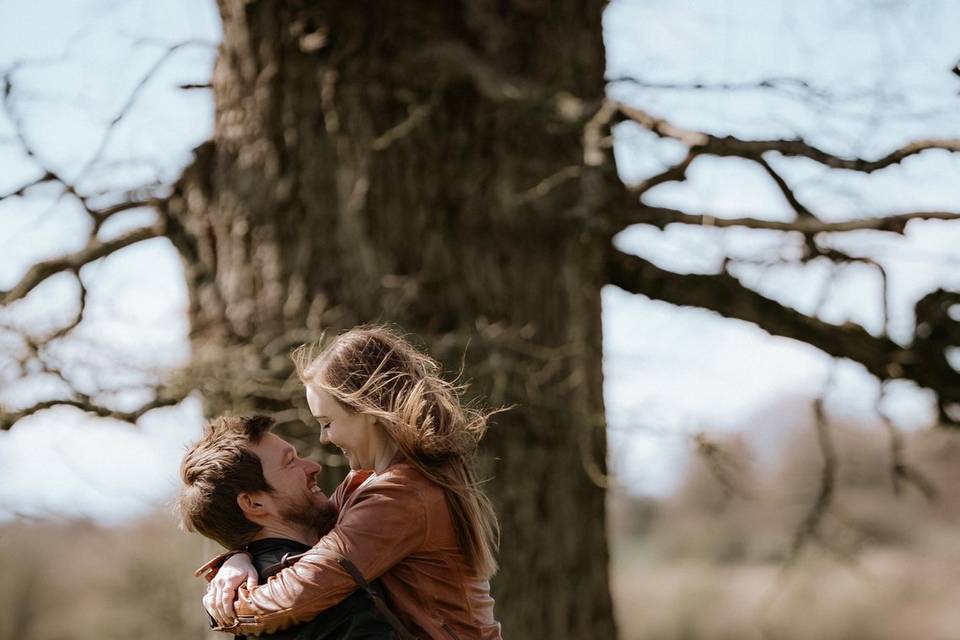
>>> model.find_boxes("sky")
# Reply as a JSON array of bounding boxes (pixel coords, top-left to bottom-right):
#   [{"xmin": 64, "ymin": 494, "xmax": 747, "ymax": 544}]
[{"xmin": 0, "ymin": 0, "xmax": 958, "ymax": 520}]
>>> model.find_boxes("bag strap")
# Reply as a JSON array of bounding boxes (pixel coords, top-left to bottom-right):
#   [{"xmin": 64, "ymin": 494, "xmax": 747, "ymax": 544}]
[
  {"xmin": 336, "ymin": 556, "xmax": 419, "ymax": 640},
  {"xmin": 263, "ymin": 551, "xmax": 418, "ymax": 640}
]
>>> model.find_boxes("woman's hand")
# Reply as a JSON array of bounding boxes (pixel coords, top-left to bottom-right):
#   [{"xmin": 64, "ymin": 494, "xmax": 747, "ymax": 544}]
[{"xmin": 203, "ymin": 553, "xmax": 258, "ymax": 628}]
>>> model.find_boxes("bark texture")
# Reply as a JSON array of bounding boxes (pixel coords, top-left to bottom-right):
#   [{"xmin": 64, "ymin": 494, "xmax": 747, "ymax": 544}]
[{"xmin": 165, "ymin": 2, "xmax": 617, "ymax": 637}]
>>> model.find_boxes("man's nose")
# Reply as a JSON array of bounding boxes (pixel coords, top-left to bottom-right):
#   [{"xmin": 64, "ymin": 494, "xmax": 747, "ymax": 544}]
[{"xmin": 303, "ymin": 459, "xmax": 322, "ymax": 475}]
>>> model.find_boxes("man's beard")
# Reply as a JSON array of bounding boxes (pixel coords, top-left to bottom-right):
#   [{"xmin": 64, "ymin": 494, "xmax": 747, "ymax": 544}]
[{"xmin": 277, "ymin": 492, "xmax": 339, "ymax": 537}]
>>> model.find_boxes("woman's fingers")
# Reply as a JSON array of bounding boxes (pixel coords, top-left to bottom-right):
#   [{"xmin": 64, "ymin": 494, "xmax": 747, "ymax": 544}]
[
  {"xmin": 202, "ymin": 588, "xmax": 225, "ymax": 626},
  {"xmin": 204, "ymin": 580, "xmax": 234, "ymax": 627},
  {"xmin": 219, "ymin": 585, "xmax": 237, "ymax": 623},
  {"xmin": 202, "ymin": 589, "xmax": 214, "ymax": 617},
  {"xmin": 202, "ymin": 554, "xmax": 256, "ymax": 627},
  {"xmin": 203, "ymin": 585, "xmax": 220, "ymax": 625}
]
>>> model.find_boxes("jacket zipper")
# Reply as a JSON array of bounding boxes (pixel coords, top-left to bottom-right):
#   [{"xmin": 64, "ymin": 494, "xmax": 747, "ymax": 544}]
[{"xmin": 441, "ymin": 623, "xmax": 460, "ymax": 640}]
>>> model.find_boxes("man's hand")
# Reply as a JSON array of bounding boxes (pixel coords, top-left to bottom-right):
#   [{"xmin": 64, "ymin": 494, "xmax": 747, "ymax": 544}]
[{"xmin": 204, "ymin": 553, "xmax": 258, "ymax": 628}]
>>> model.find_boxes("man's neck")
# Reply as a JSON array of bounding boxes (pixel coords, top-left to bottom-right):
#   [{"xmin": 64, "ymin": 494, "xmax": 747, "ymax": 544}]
[{"xmin": 251, "ymin": 521, "xmax": 319, "ymax": 546}]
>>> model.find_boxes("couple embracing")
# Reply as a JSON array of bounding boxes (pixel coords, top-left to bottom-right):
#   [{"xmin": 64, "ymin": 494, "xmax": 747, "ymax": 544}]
[{"xmin": 177, "ymin": 326, "xmax": 502, "ymax": 640}]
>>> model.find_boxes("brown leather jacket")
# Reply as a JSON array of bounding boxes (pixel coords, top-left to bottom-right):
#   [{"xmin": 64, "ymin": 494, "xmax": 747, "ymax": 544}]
[{"xmin": 213, "ymin": 461, "xmax": 502, "ymax": 640}]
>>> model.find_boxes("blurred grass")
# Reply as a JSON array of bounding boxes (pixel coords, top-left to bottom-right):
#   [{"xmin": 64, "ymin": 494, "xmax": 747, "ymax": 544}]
[
  {"xmin": 0, "ymin": 515, "xmax": 217, "ymax": 640},
  {"xmin": 609, "ymin": 421, "xmax": 960, "ymax": 640},
  {"xmin": 611, "ymin": 542, "xmax": 960, "ymax": 640}
]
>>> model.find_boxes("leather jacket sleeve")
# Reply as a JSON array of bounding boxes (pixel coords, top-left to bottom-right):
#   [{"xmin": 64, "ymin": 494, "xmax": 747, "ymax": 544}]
[{"xmin": 224, "ymin": 473, "xmax": 428, "ymax": 636}]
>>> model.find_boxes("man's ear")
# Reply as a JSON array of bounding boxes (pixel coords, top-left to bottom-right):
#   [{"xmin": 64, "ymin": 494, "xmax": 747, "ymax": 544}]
[{"xmin": 237, "ymin": 492, "xmax": 269, "ymax": 518}]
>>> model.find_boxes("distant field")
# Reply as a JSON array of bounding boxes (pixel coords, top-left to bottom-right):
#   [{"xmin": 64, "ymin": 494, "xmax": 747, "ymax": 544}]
[
  {"xmin": 611, "ymin": 535, "xmax": 960, "ymax": 640},
  {"xmin": 0, "ymin": 516, "xmax": 217, "ymax": 640},
  {"xmin": 606, "ymin": 419, "xmax": 960, "ymax": 639}
]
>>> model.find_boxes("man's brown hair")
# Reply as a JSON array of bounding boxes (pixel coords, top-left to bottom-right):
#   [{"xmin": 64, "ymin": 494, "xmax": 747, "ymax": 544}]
[{"xmin": 176, "ymin": 414, "xmax": 275, "ymax": 549}]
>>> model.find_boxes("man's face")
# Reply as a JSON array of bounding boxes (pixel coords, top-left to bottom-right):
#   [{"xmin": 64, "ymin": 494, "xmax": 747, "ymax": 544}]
[{"xmin": 250, "ymin": 433, "xmax": 338, "ymax": 534}]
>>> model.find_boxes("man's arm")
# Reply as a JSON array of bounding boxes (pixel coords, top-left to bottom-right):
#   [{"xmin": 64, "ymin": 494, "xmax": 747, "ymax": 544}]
[{"xmin": 224, "ymin": 475, "xmax": 428, "ymax": 636}]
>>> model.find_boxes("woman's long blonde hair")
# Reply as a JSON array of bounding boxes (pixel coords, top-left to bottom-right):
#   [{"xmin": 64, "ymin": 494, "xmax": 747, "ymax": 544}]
[{"xmin": 293, "ymin": 325, "xmax": 499, "ymax": 579}]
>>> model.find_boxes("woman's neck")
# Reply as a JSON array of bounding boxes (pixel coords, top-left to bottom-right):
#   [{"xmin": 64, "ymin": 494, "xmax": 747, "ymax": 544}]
[
  {"xmin": 372, "ymin": 437, "xmax": 399, "ymax": 474},
  {"xmin": 370, "ymin": 424, "xmax": 400, "ymax": 473}
]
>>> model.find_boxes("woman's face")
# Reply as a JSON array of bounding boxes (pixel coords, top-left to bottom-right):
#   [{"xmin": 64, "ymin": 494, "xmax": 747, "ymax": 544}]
[{"xmin": 306, "ymin": 385, "xmax": 378, "ymax": 470}]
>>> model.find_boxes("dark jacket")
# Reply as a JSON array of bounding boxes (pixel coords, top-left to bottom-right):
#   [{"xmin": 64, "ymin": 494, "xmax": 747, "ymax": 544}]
[{"xmin": 238, "ymin": 538, "xmax": 394, "ymax": 640}]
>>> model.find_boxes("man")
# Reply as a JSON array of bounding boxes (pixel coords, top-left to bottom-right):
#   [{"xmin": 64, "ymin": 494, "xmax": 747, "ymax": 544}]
[{"xmin": 177, "ymin": 414, "xmax": 394, "ymax": 640}]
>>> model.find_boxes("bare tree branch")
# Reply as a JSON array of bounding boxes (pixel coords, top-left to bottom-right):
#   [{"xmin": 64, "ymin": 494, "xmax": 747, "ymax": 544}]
[
  {"xmin": 370, "ymin": 101, "xmax": 435, "ymax": 151},
  {"xmin": 693, "ymin": 433, "xmax": 756, "ymax": 500},
  {"xmin": 607, "ymin": 249, "xmax": 899, "ymax": 370},
  {"xmin": 627, "ymin": 150, "xmax": 698, "ymax": 196},
  {"xmin": 607, "ymin": 74, "xmax": 957, "ymax": 120},
  {"xmin": 512, "ymin": 165, "xmax": 583, "ymax": 205},
  {"xmin": 753, "ymin": 155, "xmax": 816, "ymax": 219},
  {"xmin": 610, "ymin": 203, "xmax": 960, "ymax": 235},
  {"xmin": 75, "ymin": 40, "xmax": 215, "ymax": 180},
  {"xmin": 89, "ymin": 197, "xmax": 162, "ymax": 229},
  {"xmin": 46, "ymin": 276, "xmax": 88, "ymax": 343},
  {"xmin": 2, "ymin": 39, "xmax": 191, "ymax": 234},
  {"xmin": 2, "ymin": 70, "xmax": 75, "ymax": 192},
  {"xmin": 877, "ymin": 389, "xmax": 939, "ymax": 502},
  {"xmin": 787, "ymin": 387, "xmax": 838, "ymax": 565},
  {"xmin": 606, "ymin": 248, "xmax": 960, "ymax": 420},
  {"xmin": 0, "ymin": 222, "xmax": 164, "ymax": 305},
  {"xmin": 615, "ymin": 102, "xmax": 960, "ymax": 172},
  {"xmin": 1, "ymin": 323, "xmax": 185, "ymax": 431},
  {"xmin": 0, "ymin": 172, "xmax": 59, "ymax": 199},
  {"xmin": 0, "ymin": 38, "xmax": 207, "ymax": 438},
  {"xmin": 810, "ymin": 242, "xmax": 892, "ymax": 333},
  {"xmin": 583, "ymin": 100, "xmax": 620, "ymax": 166},
  {"xmin": 615, "ymin": 103, "xmax": 709, "ymax": 147},
  {"xmin": 413, "ymin": 42, "xmax": 543, "ymax": 104},
  {"xmin": 0, "ymin": 394, "xmax": 181, "ymax": 430},
  {"xmin": 607, "ymin": 74, "xmax": 839, "ymax": 101}
]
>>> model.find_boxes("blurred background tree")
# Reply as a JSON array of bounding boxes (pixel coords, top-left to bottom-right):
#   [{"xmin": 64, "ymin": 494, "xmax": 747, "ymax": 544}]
[{"xmin": 1, "ymin": 1, "xmax": 959, "ymax": 639}]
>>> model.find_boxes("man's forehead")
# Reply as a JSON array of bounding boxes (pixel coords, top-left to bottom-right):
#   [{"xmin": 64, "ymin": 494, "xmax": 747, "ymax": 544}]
[{"xmin": 256, "ymin": 432, "xmax": 295, "ymax": 460}]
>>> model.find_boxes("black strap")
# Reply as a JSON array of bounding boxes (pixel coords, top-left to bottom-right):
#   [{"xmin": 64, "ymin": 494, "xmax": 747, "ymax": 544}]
[
  {"xmin": 336, "ymin": 556, "xmax": 419, "ymax": 640},
  {"xmin": 264, "ymin": 551, "xmax": 418, "ymax": 640}
]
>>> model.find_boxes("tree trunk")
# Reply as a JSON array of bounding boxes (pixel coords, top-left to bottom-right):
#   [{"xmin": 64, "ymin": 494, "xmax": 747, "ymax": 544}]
[{"xmin": 165, "ymin": 2, "xmax": 617, "ymax": 636}]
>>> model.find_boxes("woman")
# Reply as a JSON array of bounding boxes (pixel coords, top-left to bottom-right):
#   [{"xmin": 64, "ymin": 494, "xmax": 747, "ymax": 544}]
[{"xmin": 203, "ymin": 326, "xmax": 502, "ymax": 640}]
